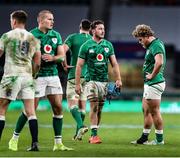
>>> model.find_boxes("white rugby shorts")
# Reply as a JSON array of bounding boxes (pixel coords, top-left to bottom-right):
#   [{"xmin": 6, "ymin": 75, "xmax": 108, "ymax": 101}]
[{"xmin": 35, "ymin": 76, "xmax": 63, "ymax": 98}]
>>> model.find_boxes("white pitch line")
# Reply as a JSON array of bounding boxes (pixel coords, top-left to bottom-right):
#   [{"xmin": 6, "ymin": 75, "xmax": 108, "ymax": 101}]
[{"xmin": 5, "ymin": 124, "xmax": 180, "ymax": 129}]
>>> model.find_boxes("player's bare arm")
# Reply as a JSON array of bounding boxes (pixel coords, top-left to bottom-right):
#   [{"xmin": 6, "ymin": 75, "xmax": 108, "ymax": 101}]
[
  {"xmin": 75, "ymin": 58, "xmax": 85, "ymax": 95},
  {"xmin": 62, "ymin": 44, "xmax": 69, "ymax": 68},
  {"xmin": 146, "ymin": 54, "xmax": 163, "ymax": 80},
  {"xmin": 62, "ymin": 44, "xmax": 74, "ymax": 71},
  {"xmin": 109, "ymin": 55, "xmax": 122, "ymax": 88},
  {"xmin": 32, "ymin": 51, "xmax": 41, "ymax": 78},
  {"xmin": 0, "ymin": 49, "xmax": 4, "ymax": 58}
]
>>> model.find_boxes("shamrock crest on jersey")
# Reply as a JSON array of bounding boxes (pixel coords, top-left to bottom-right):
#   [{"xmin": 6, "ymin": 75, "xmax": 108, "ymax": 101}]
[
  {"xmin": 44, "ymin": 44, "xmax": 52, "ymax": 54},
  {"xmin": 104, "ymin": 47, "xmax": 109, "ymax": 53},
  {"xmin": 52, "ymin": 38, "xmax": 57, "ymax": 44}
]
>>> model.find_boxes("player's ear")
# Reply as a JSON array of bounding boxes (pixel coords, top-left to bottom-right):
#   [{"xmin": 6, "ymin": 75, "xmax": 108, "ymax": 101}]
[
  {"xmin": 12, "ymin": 19, "xmax": 16, "ymax": 27},
  {"xmin": 91, "ymin": 29, "xmax": 95, "ymax": 35},
  {"xmin": 37, "ymin": 17, "xmax": 42, "ymax": 24}
]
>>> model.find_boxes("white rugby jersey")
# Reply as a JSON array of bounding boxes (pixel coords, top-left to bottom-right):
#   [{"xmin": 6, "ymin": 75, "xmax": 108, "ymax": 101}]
[{"xmin": 0, "ymin": 28, "xmax": 40, "ymax": 76}]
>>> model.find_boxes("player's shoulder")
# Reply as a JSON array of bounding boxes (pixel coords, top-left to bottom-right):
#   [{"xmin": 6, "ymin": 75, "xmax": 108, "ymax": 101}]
[
  {"xmin": 154, "ymin": 38, "xmax": 164, "ymax": 45},
  {"xmin": 81, "ymin": 38, "xmax": 92, "ymax": 46},
  {"xmin": 85, "ymin": 38, "xmax": 93, "ymax": 43},
  {"xmin": 70, "ymin": 33, "xmax": 78, "ymax": 37},
  {"xmin": 30, "ymin": 27, "xmax": 38, "ymax": 34},
  {"xmin": 7, "ymin": 28, "xmax": 33, "ymax": 37},
  {"xmin": 6, "ymin": 28, "xmax": 20, "ymax": 35},
  {"xmin": 49, "ymin": 29, "xmax": 61, "ymax": 37},
  {"xmin": 66, "ymin": 33, "xmax": 78, "ymax": 39},
  {"xmin": 80, "ymin": 39, "xmax": 93, "ymax": 50},
  {"xmin": 102, "ymin": 39, "xmax": 112, "ymax": 45},
  {"xmin": 151, "ymin": 38, "xmax": 165, "ymax": 49},
  {"xmin": 2, "ymin": 30, "xmax": 11, "ymax": 38}
]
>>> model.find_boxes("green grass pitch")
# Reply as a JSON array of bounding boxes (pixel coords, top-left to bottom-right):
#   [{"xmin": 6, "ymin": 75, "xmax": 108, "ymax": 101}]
[{"xmin": 0, "ymin": 110, "xmax": 180, "ymax": 157}]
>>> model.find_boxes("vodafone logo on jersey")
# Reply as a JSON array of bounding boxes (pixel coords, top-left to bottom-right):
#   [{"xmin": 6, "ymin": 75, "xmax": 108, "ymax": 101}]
[
  {"xmin": 96, "ymin": 54, "xmax": 104, "ymax": 61},
  {"xmin": 44, "ymin": 44, "xmax": 52, "ymax": 53}
]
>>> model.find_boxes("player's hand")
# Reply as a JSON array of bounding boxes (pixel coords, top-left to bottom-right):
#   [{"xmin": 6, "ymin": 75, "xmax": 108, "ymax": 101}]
[
  {"xmin": 63, "ymin": 65, "xmax": 74, "ymax": 73},
  {"xmin": 146, "ymin": 72, "xmax": 153, "ymax": 80},
  {"xmin": 75, "ymin": 84, "xmax": 81, "ymax": 95},
  {"xmin": 42, "ymin": 54, "xmax": 54, "ymax": 62},
  {"xmin": 115, "ymin": 79, "xmax": 122, "ymax": 89}
]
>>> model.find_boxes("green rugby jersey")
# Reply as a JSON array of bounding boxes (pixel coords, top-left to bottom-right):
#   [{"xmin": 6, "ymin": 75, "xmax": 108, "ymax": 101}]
[
  {"xmin": 143, "ymin": 38, "xmax": 166, "ymax": 85},
  {"xmin": 30, "ymin": 28, "xmax": 62, "ymax": 77},
  {"xmin": 79, "ymin": 39, "xmax": 114, "ymax": 82},
  {"xmin": 64, "ymin": 33, "xmax": 91, "ymax": 80}
]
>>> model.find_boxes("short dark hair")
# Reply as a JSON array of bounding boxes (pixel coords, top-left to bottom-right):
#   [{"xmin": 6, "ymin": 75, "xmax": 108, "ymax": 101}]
[
  {"xmin": 80, "ymin": 19, "xmax": 91, "ymax": 31},
  {"xmin": 10, "ymin": 10, "xmax": 28, "ymax": 24},
  {"xmin": 90, "ymin": 20, "xmax": 104, "ymax": 30}
]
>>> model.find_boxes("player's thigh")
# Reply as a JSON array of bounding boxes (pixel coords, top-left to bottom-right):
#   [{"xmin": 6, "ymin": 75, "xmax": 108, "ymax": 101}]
[
  {"xmin": 34, "ymin": 97, "xmax": 40, "ymax": 109},
  {"xmin": 20, "ymin": 77, "xmax": 35, "ymax": 100},
  {"xmin": 143, "ymin": 82, "xmax": 165, "ymax": 113},
  {"xmin": 147, "ymin": 99, "xmax": 161, "ymax": 115},
  {"xmin": 66, "ymin": 79, "xmax": 79, "ymax": 102},
  {"xmin": 67, "ymin": 79, "xmax": 87, "ymax": 108},
  {"xmin": 35, "ymin": 77, "xmax": 47, "ymax": 98},
  {"xmin": 0, "ymin": 76, "xmax": 20, "ymax": 100},
  {"xmin": 46, "ymin": 76, "xmax": 63, "ymax": 95},
  {"xmin": 79, "ymin": 78, "xmax": 87, "ymax": 101},
  {"xmin": 142, "ymin": 98, "xmax": 150, "ymax": 116},
  {"xmin": 0, "ymin": 98, "xmax": 11, "ymax": 115}
]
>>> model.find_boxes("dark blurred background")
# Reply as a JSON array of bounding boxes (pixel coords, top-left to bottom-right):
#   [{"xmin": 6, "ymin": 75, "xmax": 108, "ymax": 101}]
[{"xmin": 0, "ymin": 0, "xmax": 180, "ymax": 100}]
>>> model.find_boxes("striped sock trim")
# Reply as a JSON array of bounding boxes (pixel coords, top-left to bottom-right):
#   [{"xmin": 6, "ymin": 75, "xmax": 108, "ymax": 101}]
[
  {"xmin": 22, "ymin": 111, "xmax": 27, "ymax": 116},
  {"xmin": 0, "ymin": 115, "xmax": 5, "ymax": 121},
  {"xmin": 70, "ymin": 105, "xmax": 78, "ymax": 110},
  {"xmin": 155, "ymin": 129, "xmax": 163, "ymax": 134},
  {"xmin": 13, "ymin": 131, "xmax": 19, "ymax": 136},
  {"xmin": 53, "ymin": 115, "xmax": 63, "ymax": 119},
  {"xmin": 54, "ymin": 136, "xmax": 62, "ymax": 144},
  {"xmin": 143, "ymin": 128, "xmax": 151, "ymax": 134},
  {"xmin": 28, "ymin": 115, "xmax": 37, "ymax": 121},
  {"xmin": 13, "ymin": 132, "xmax": 19, "ymax": 139},
  {"xmin": 79, "ymin": 109, "xmax": 86, "ymax": 114},
  {"xmin": 54, "ymin": 135, "xmax": 62, "ymax": 139},
  {"xmin": 90, "ymin": 125, "xmax": 98, "ymax": 129}
]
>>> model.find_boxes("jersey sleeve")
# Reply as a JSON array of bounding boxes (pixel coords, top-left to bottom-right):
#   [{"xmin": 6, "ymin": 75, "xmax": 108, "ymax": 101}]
[
  {"xmin": 0, "ymin": 33, "xmax": 8, "ymax": 51},
  {"xmin": 34, "ymin": 37, "xmax": 41, "ymax": 52},
  {"xmin": 56, "ymin": 32, "xmax": 63, "ymax": 46},
  {"xmin": 151, "ymin": 43, "xmax": 164, "ymax": 56},
  {"xmin": 64, "ymin": 34, "xmax": 73, "ymax": 48},
  {"xmin": 78, "ymin": 43, "xmax": 87, "ymax": 59},
  {"xmin": 108, "ymin": 42, "xmax": 115, "ymax": 56}
]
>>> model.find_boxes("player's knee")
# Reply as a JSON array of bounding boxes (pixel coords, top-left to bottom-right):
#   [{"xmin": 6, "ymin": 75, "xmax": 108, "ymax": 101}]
[
  {"xmin": 53, "ymin": 106, "xmax": 63, "ymax": 115},
  {"xmin": 25, "ymin": 109, "xmax": 36, "ymax": 117}
]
